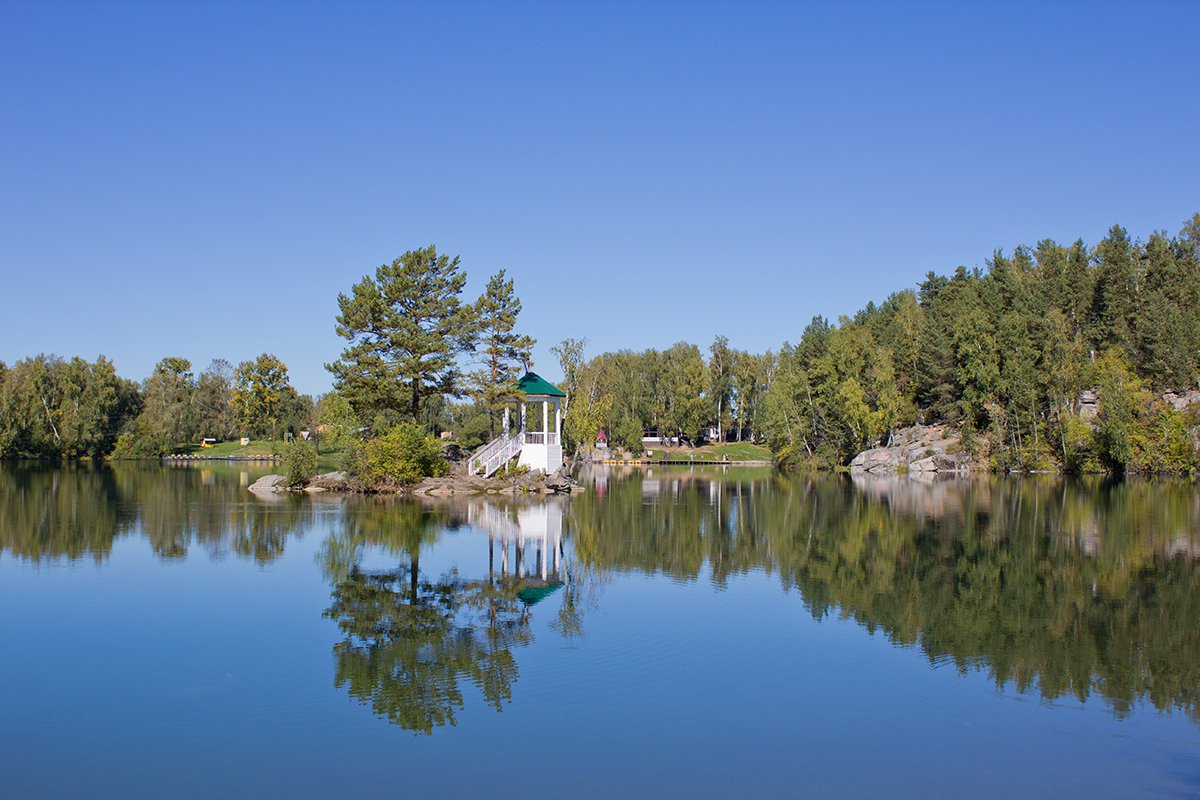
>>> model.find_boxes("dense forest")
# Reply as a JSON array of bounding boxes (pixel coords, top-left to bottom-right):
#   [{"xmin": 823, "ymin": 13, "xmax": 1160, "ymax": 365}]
[
  {"xmin": 3, "ymin": 216, "xmax": 1199, "ymax": 473},
  {"xmin": 0, "ymin": 352, "xmax": 314, "ymax": 459},
  {"xmin": 557, "ymin": 215, "xmax": 1200, "ymax": 474}
]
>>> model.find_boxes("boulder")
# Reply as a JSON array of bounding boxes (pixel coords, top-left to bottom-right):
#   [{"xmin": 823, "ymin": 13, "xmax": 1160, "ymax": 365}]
[
  {"xmin": 248, "ymin": 474, "xmax": 287, "ymax": 492},
  {"xmin": 850, "ymin": 447, "xmax": 908, "ymax": 474},
  {"xmin": 850, "ymin": 424, "xmax": 967, "ymax": 474},
  {"xmin": 310, "ymin": 471, "xmax": 349, "ymax": 490},
  {"xmin": 908, "ymin": 453, "xmax": 967, "ymax": 473},
  {"xmin": 1162, "ymin": 388, "xmax": 1200, "ymax": 412},
  {"xmin": 1079, "ymin": 389, "xmax": 1099, "ymax": 419},
  {"xmin": 545, "ymin": 467, "xmax": 576, "ymax": 493}
]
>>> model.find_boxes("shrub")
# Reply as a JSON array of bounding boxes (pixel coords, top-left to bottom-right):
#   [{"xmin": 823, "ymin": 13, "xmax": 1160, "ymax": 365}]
[
  {"xmin": 354, "ymin": 423, "xmax": 449, "ymax": 488},
  {"xmin": 282, "ymin": 439, "xmax": 317, "ymax": 486},
  {"xmin": 494, "ymin": 462, "xmax": 530, "ymax": 481},
  {"xmin": 109, "ymin": 431, "xmax": 155, "ymax": 459}
]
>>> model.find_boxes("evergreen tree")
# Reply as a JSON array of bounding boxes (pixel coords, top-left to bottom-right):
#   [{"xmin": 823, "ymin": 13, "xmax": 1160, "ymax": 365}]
[
  {"xmin": 328, "ymin": 246, "xmax": 476, "ymax": 423},
  {"xmin": 468, "ymin": 270, "xmax": 534, "ymax": 439}
]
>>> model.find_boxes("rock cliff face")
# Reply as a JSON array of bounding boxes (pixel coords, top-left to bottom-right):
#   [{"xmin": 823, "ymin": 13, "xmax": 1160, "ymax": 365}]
[
  {"xmin": 849, "ymin": 425, "xmax": 968, "ymax": 474},
  {"xmin": 1162, "ymin": 388, "xmax": 1200, "ymax": 412}
]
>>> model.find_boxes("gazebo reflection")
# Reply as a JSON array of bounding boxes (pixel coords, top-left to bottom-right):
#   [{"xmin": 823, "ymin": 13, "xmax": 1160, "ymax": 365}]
[{"xmin": 469, "ymin": 497, "xmax": 566, "ymax": 604}]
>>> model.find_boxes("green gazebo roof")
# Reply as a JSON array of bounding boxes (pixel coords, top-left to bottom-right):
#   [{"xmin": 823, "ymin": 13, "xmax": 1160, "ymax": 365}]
[{"xmin": 516, "ymin": 371, "xmax": 566, "ymax": 398}]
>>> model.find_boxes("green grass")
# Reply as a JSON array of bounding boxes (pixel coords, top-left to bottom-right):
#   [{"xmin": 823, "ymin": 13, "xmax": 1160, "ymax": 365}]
[
  {"xmin": 172, "ymin": 440, "xmax": 284, "ymax": 458},
  {"xmin": 639, "ymin": 442, "xmax": 772, "ymax": 462},
  {"xmin": 707, "ymin": 442, "xmax": 773, "ymax": 461},
  {"xmin": 170, "ymin": 439, "xmax": 348, "ymax": 470}
]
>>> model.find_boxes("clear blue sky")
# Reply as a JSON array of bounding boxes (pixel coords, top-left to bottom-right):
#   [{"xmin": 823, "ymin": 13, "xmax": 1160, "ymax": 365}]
[{"xmin": 3, "ymin": 0, "xmax": 1198, "ymax": 395}]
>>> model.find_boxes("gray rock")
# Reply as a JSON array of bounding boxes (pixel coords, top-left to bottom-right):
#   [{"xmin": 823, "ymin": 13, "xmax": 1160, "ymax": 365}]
[
  {"xmin": 248, "ymin": 474, "xmax": 287, "ymax": 492},
  {"xmin": 850, "ymin": 447, "xmax": 907, "ymax": 473},
  {"xmin": 850, "ymin": 424, "xmax": 966, "ymax": 474},
  {"xmin": 908, "ymin": 453, "xmax": 966, "ymax": 473},
  {"xmin": 310, "ymin": 471, "xmax": 349, "ymax": 489},
  {"xmin": 1163, "ymin": 388, "xmax": 1200, "ymax": 412},
  {"xmin": 545, "ymin": 467, "xmax": 576, "ymax": 493},
  {"xmin": 1079, "ymin": 389, "xmax": 1099, "ymax": 419}
]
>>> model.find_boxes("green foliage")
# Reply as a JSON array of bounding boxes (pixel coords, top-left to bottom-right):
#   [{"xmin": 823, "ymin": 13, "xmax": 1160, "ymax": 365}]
[
  {"xmin": 352, "ymin": 423, "xmax": 449, "ymax": 488},
  {"xmin": 493, "ymin": 461, "xmax": 530, "ymax": 481},
  {"xmin": 282, "ymin": 439, "xmax": 317, "ymax": 487},
  {"xmin": 233, "ymin": 353, "xmax": 295, "ymax": 439},
  {"xmin": 560, "ymin": 213, "xmax": 1200, "ymax": 474},
  {"xmin": 315, "ymin": 390, "xmax": 361, "ymax": 450},
  {"xmin": 449, "ymin": 403, "xmax": 492, "ymax": 451},
  {"xmin": 550, "ymin": 337, "xmax": 587, "ymax": 413},
  {"xmin": 468, "ymin": 270, "xmax": 535, "ymax": 438},
  {"xmin": 328, "ymin": 245, "xmax": 476, "ymax": 422},
  {"xmin": 0, "ymin": 354, "xmax": 141, "ymax": 459}
]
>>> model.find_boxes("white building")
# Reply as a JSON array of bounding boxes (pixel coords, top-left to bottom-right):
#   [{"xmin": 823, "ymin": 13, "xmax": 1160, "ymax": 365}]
[{"xmin": 470, "ymin": 371, "xmax": 567, "ymax": 477}]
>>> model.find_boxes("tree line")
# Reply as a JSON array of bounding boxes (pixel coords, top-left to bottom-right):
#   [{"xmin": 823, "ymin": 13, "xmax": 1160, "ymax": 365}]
[
  {"xmin": 6, "ymin": 215, "xmax": 1200, "ymax": 472},
  {"xmin": 0, "ymin": 352, "xmax": 311, "ymax": 459},
  {"xmin": 554, "ymin": 214, "xmax": 1200, "ymax": 473}
]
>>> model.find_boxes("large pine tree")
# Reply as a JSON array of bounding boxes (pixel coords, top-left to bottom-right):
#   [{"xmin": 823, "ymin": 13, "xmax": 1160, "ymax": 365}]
[
  {"xmin": 469, "ymin": 270, "xmax": 534, "ymax": 439},
  {"xmin": 328, "ymin": 246, "xmax": 476, "ymax": 423}
]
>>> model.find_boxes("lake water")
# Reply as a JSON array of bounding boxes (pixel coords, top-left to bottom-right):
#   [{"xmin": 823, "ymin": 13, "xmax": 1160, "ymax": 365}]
[{"xmin": 2, "ymin": 463, "xmax": 1199, "ymax": 798}]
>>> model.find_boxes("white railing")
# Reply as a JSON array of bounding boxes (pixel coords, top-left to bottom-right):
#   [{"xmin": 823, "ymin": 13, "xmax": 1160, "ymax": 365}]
[
  {"xmin": 467, "ymin": 502, "xmax": 522, "ymax": 540},
  {"xmin": 471, "ymin": 433, "xmax": 511, "ymax": 469},
  {"xmin": 524, "ymin": 432, "xmax": 558, "ymax": 445},
  {"xmin": 471, "ymin": 432, "xmax": 525, "ymax": 477}
]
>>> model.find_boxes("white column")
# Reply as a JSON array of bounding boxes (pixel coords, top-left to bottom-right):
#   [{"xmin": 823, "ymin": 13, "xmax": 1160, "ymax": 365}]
[
  {"xmin": 542, "ymin": 399, "xmax": 549, "ymax": 436},
  {"xmin": 554, "ymin": 401, "xmax": 562, "ymax": 440}
]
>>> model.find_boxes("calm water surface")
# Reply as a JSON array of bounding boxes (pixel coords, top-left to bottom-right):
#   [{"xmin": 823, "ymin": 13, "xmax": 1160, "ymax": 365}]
[{"xmin": 2, "ymin": 463, "xmax": 1199, "ymax": 798}]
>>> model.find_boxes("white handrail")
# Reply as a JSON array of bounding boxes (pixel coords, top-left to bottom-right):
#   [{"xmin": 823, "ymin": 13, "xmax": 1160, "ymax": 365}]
[{"xmin": 471, "ymin": 432, "xmax": 525, "ymax": 477}]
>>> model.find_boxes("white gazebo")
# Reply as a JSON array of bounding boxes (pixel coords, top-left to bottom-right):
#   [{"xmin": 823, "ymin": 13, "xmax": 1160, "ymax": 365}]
[{"xmin": 470, "ymin": 372, "xmax": 566, "ymax": 477}]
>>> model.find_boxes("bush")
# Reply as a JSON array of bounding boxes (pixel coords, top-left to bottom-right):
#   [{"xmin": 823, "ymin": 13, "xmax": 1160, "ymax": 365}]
[
  {"xmin": 282, "ymin": 439, "xmax": 317, "ymax": 486},
  {"xmin": 353, "ymin": 423, "xmax": 449, "ymax": 488},
  {"xmin": 109, "ymin": 431, "xmax": 155, "ymax": 459},
  {"xmin": 494, "ymin": 462, "xmax": 530, "ymax": 481}
]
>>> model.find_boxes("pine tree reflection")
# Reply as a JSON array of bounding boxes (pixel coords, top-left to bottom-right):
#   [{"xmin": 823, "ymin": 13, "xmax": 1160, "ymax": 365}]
[{"xmin": 321, "ymin": 498, "xmax": 563, "ymax": 735}]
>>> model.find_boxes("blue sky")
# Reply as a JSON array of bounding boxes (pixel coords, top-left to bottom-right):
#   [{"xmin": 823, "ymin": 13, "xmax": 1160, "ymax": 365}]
[{"xmin": 2, "ymin": 0, "xmax": 1198, "ymax": 395}]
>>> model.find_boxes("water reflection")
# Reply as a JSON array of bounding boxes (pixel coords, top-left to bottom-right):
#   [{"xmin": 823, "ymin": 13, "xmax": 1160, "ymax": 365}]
[
  {"xmin": 321, "ymin": 497, "xmax": 577, "ymax": 734},
  {"xmin": 3, "ymin": 463, "xmax": 1198, "ymax": 729},
  {"xmin": 569, "ymin": 468, "xmax": 1200, "ymax": 723},
  {"xmin": 0, "ymin": 462, "xmax": 315, "ymax": 563}
]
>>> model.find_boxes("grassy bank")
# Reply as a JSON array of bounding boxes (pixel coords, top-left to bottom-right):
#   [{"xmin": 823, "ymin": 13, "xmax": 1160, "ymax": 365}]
[
  {"xmin": 169, "ymin": 439, "xmax": 346, "ymax": 470},
  {"xmin": 633, "ymin": 442, "xmax": 773, "ymax": 463}
]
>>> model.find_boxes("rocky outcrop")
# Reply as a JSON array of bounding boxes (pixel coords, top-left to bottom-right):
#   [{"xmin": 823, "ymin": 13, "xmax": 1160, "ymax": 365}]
[
  {"xmin": 908, "ymin": 453, "xmax": 967, "ymax": 474},
  {"xmin": 1162, "ymin": 388, "xmax": 1200, "ymax": 412},
  {"xmin": 1079, "ymin": 389, "xmax": 1099, "ymax": 419},
  {"xmin": 545, "ymin": 467, "xmax": 577, "ymax": 494},
  {"xmin": 248, "ymin": 474, "xmax": 288, "ymax": 492},
  {"xmin": 310, "ymin": 471, "xmax": 349, "ymax": 490},
  {"xmin": 850, "ymin": 425, "xmax": 968, "ymax": 475}
]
